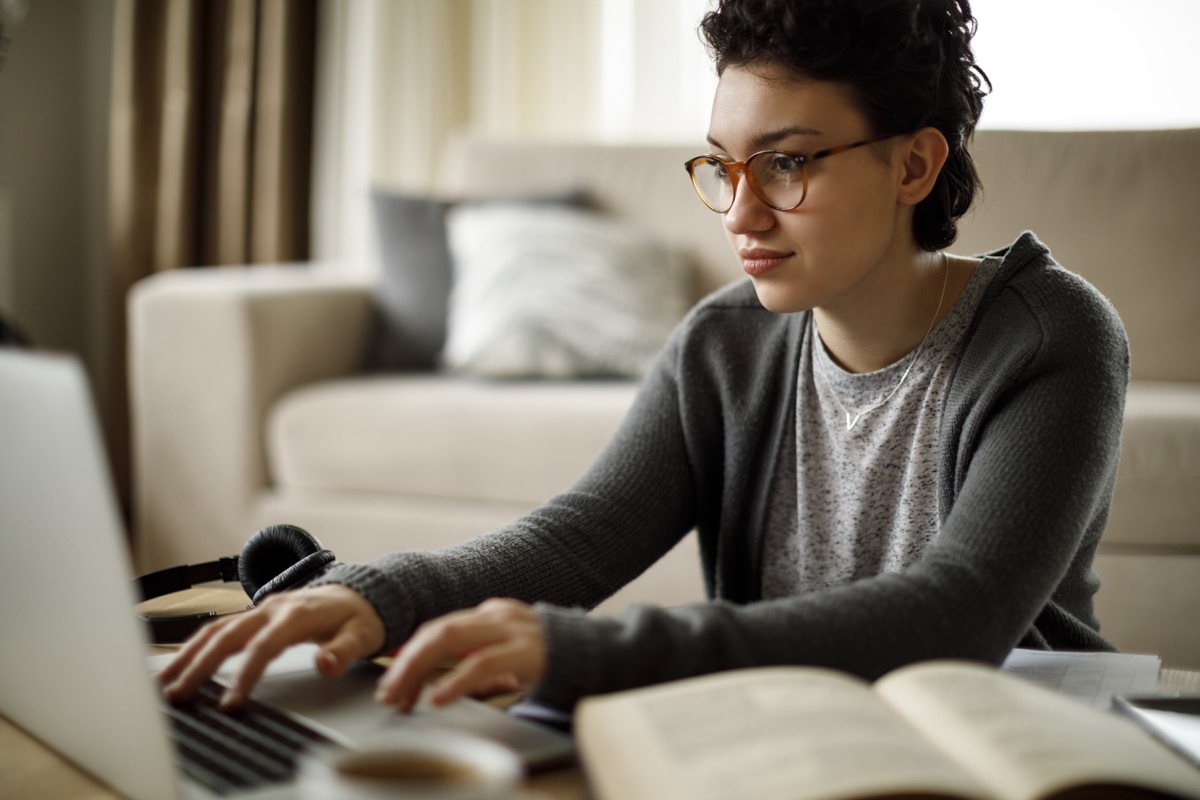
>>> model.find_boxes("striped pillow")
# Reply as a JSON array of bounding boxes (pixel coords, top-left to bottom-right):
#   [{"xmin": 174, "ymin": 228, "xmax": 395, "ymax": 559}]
[{"xmin": 443, "ymin": 204, "xmax": 695, "ymax": 379}]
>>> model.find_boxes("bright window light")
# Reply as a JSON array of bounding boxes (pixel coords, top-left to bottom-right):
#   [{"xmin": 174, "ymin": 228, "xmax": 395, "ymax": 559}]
[
  {"xmin": 965, "ymin": 0, "xmax": 1199, "ymax": 129},
  {"xmin": 602, "ymin": 0, "xmax": 1200, "ymax": 138}
]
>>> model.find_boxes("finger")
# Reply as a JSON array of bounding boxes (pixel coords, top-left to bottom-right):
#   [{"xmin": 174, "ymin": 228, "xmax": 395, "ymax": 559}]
[
  {"xmin": 162, "ymin": 585, "xmax": 386, "ymax": 708},
  {"xmin": 428, "ymin": 640, "xmax": 530, "ymax": 707},
  {"xmin": 227, "ymin": 588, "xmax": 389, "ymax": 707},
  {"xmin": 157, "ymin": 615, "xmax": 227, "ymax": 686},
  {"xmin": 219, "ymin": 608, "xmax": 314, "ymax": 709},
  {"xmin": 315, "ymin": 618, "xmax": 379, "ymax": 679},
  {"xmin": 165, "ymin": 594, "xmax": 309, "ymax": 706},
  {"xmin": 465, "ymin": 672, "xmax": 523, "ymax": 699},
  {"xmin": 162, "ymin": 611, "xmax": 270, "ymax": 703},
  {"xmin": 375, "ymin": 612, "xmax": 505, "ymax": 711}
]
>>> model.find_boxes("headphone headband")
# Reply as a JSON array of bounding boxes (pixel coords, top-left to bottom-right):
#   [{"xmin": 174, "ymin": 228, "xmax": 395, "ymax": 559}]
[{"xmin": 135, "ymin": 556, "xmax": 242, "ymax": 602}]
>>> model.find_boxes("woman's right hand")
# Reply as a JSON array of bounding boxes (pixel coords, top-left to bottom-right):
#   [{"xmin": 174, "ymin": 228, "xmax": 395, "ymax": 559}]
[{"xmin": 158, "ymin": 583, "xmax": 386, "ymax": 710}]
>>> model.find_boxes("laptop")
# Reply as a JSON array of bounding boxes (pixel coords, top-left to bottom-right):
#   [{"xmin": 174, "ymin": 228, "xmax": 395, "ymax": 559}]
[{"xmin": 0, "ymin": 349, "xmax": 573, "ymax": 799}]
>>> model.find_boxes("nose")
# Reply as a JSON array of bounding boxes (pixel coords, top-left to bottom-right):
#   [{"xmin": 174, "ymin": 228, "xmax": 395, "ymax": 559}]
[{"xmin": 722, "ymin": 172, "xmax": 776, "ymax": 236}]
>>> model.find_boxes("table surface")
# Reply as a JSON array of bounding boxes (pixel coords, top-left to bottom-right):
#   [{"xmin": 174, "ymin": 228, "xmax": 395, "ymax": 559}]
[{"xmin": 3, "ymin": 585, "xmax": 1198, "ymax": 800}]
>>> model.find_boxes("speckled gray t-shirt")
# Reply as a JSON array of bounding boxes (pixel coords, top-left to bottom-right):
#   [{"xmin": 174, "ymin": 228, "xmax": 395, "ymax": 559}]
[{"xmin": 762, "ymin": 258, "xmax": 998, "ymax": 598}]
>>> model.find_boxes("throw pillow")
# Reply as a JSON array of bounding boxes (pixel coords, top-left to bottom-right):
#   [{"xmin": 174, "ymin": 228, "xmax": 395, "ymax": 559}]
[
  {"xmin": 368, "ymin": 189, "xmax": 592, "ymax": 371},
  {"xmin": 443, "ymin": 204, "xmax": 695, "ymax": 379},
  {"xmin": 368, "ymin": 191, "xmax": 453, "ymax": 370}
]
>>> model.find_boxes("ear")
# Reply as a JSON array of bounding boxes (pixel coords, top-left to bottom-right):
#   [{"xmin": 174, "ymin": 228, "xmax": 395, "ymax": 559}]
[{"xmin": 896, "ymin": 127, "xmax": 949, "ymax": 206}]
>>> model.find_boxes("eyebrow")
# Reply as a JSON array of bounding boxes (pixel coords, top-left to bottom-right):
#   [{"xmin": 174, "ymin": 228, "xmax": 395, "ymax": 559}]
[{"xmin": 706, "ymin": 125, "xmax": 825, "ymax": 155}]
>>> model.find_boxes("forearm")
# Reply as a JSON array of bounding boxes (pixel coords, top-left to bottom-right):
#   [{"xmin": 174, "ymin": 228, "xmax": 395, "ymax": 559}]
[
  {"xmin": 317, "ymin": 488, "xmax": 694, "ymax": 654},
  {"xmin": 530, "ymin": 482, "xmax": 1114, "ymax": 711},
  {"xmin": 312, "ymin": 346, "xmax": 700, "ymax": 652},
  {"xmin": 529, "ymin": 554, "xmax": 1016, "ymax": 710}
]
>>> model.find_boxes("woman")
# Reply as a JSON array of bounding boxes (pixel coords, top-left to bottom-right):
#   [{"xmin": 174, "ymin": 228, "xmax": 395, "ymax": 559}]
[{"xmin": 162, "ymin": 0, "xmax": 1128, "ymax": 714}]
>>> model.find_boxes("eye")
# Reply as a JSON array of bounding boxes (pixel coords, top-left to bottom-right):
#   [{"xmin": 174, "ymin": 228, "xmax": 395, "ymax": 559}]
[
  {"xmin": 763, "ymin": 152, "xmax": 804, "ymax": 175},
  {"xmin": 709, "ymin": 158, "xmax": 732, "ymax": 182}
]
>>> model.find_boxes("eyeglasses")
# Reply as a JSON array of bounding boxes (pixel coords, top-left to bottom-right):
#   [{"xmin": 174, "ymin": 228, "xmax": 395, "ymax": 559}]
[{"xmin": 684, "ymin": 135, "xmax": 894, "ymax": 213}]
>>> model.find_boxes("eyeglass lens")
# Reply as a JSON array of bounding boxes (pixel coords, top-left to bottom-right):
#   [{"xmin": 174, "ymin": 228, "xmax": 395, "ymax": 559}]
[{"xmin": 690, "ymin": 152, "xmax": 807, "ymax": 212}]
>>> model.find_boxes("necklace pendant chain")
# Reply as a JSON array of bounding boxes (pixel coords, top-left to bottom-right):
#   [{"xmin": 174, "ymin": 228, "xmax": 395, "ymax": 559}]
[{"xmin": 816, "ymin": 253, "xmax": 950, "ymax": 432}]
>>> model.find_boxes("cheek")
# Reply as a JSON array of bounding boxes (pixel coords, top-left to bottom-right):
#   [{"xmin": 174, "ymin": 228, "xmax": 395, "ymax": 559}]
[
  {"xmin": 810, "ymin": 164, "xmax": 896, "ymax": 220},
  {"xmin": 790, "ymin": 168, "xmax": 900, "ymax": 251}
]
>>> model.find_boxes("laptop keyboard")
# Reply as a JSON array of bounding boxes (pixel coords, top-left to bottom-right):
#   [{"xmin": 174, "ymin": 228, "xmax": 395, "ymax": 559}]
[{"xmin": 164, "ymin": 680, "xmax": 339, "ymax": 796}]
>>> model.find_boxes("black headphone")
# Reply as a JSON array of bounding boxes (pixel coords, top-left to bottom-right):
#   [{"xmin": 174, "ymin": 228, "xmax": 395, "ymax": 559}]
[{"xmin": 134, "ymin": 523, "xmax": 337, "ymax": 644}]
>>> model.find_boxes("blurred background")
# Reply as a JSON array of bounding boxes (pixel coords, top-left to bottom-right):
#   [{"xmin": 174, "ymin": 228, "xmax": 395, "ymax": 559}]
[{"xmin": 0, "ymin": 0, "xmax": 1197, "ymax": 499}]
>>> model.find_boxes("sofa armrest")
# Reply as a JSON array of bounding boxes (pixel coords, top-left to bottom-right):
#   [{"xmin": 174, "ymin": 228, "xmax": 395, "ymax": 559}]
[{"xmin": 128, "ymin": 266, "xmax": 374, "ymax": 569}]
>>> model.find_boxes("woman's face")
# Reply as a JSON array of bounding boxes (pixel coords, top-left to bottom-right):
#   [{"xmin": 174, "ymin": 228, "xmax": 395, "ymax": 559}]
[{"xmin": 707, "ymin": 64, "xmax": 913, "ymax": 314}]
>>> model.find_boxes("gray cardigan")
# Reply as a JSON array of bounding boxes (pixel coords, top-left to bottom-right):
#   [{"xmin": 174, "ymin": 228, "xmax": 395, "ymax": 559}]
[{"xmin": 315, "ymin": 232, "xmax": 1129, "ymax": 710}]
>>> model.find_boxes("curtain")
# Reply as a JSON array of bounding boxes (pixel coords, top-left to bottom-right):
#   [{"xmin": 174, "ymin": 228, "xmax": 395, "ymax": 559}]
[
  {"xmin": 107, "ymin": 0, "xmax": 317, "ymax": 514},
  {"xmin": 109, "ymin": 0, "xmax": 316, "ymax": 280}
]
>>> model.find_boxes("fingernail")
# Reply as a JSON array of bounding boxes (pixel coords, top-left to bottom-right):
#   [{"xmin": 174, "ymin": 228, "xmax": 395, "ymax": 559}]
[
  {"xmin": 317, "ymin": 650, "xmax": 339, "ymax": 674},
  {"xmin": 375, "ymin": 687, "xmax": 412, "ymax": 713},
  {"xmin": 220, "ymin": 689, "xmax": 241, "ymax": 710}
]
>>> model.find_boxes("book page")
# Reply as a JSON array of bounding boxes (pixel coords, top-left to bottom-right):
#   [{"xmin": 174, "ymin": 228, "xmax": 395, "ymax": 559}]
[
  {"xmin": 876, "ymin": 662, "xmax": 1200, "ymax": 800},
  {"xmin": 577, "ymin": 667, "xmax": 986, "ymax": 800}
]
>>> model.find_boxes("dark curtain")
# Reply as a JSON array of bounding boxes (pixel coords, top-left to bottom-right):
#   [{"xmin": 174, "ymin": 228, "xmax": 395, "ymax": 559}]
[{"xmin": 107, "ymin": 0, "xmax": 317, "ymax": 516}]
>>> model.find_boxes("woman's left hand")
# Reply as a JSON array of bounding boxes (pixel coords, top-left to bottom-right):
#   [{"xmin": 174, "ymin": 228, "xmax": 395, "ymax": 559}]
[{"xmin": 375, "ymin": 598, "xmax": 547, "ymax": 712}]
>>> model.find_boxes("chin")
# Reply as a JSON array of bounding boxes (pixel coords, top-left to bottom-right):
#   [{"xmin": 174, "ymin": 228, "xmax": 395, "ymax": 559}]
[{"xmin": 749, "ymin": 279, "xmax": 810, "ymax": 314}]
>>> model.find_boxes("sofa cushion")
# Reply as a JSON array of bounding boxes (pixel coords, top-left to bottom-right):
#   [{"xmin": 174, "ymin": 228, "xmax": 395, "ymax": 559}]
[
  {"xmin": 442, "ymin": 203, "xmax": 694, "ymax": 379},
  {"xmin": 1104, "ymin": 381, "xmax": 1200, "ymax": 550},
  {"xmin": 267, "ymin": 375, "xmax": 639, "ymax": 506}
]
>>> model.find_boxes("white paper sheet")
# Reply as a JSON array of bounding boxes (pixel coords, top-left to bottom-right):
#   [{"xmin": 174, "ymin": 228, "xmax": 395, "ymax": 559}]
[{"xmin": 1000, "ymin": 648, "xmax": 1161, "ymax": 709}]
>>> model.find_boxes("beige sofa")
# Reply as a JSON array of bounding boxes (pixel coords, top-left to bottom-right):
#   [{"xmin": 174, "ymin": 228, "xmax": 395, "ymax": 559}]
[{"xmin": 129, "ymin": 129, "xmax": 1200, "ymax": 667}]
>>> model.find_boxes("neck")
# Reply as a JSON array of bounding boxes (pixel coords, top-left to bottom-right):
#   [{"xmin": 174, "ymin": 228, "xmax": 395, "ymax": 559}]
[{"xmin": 814, "ymin": 251, "xmax": 950, "ymax": 374}]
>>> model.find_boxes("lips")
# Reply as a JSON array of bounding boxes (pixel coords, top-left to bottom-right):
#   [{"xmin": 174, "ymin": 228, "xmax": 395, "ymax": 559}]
[{"xmin": 739, "ymin": 247, "xmax": 792, "ymax": 276}]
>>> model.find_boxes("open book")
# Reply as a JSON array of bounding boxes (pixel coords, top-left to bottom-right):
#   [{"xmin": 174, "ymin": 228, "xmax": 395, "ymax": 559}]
[{"xmin": 576, "ymin": 661, "xmax": 1200, "ymax": 800}]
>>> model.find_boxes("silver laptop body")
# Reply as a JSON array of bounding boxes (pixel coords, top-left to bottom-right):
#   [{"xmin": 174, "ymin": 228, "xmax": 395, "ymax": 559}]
[{"xmin": 0, "ymin": 349, "xmax": 572, "ymax": 799}]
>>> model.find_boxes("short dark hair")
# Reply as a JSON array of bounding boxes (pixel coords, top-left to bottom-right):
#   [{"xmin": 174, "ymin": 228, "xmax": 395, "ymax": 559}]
[{"xmin": 699, "ymin": 0, "xmax": 991, "ymax": 251}]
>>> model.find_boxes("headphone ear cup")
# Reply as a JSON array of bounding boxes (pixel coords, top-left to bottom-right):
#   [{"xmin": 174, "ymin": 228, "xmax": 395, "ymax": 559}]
[{"xmin": 238, "ymin": 524, "xmax": 337, "ymax": 605}]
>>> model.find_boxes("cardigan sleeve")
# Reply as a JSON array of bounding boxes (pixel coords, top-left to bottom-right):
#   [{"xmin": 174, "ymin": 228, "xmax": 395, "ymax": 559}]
[{"xmin": 309, "ymin": 316, "xmax": 704, "ymax": 655}]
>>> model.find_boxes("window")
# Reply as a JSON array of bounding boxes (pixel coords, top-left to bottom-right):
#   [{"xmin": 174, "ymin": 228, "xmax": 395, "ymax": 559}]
[
  {"xmin": 972, "ymin": 0, "xmax": 1200, "ymax": 130},
  {"xmin": 598, "ymin": 0, "xmax": 1200, "ymax": 138}
]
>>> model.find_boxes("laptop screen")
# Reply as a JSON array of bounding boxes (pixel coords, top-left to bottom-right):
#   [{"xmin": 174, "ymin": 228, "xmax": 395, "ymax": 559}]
[{"xmin": 0, "ymin": 350, "xmax": 180, "ymax": 799}]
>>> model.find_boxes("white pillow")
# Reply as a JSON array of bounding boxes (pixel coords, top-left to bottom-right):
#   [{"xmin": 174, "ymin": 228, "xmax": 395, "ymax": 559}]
[{"xmin": 442, "ymin": 204, "xmax": 694, "ymax": 379}]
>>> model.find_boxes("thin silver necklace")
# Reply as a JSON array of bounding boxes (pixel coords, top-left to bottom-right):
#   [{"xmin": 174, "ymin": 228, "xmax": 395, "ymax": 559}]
[{"xmin": 813, "ymin": 253, "xmax": 949, "ymax": 431}]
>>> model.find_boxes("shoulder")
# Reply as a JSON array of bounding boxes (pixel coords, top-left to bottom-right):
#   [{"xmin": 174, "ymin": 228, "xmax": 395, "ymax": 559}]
[
  {"xmin": 946, "ymin": 232, "xmax": 1130, "ymax": 432},
  {"xmin": 970, "ymin": 232, "xmax": 1129, "ymax": 368}
]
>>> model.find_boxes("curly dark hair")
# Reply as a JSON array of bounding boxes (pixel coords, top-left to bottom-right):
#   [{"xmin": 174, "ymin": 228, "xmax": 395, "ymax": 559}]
[{"xmin": 699, "ymin": 0, "xmax": 991, "ymax": 251}]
